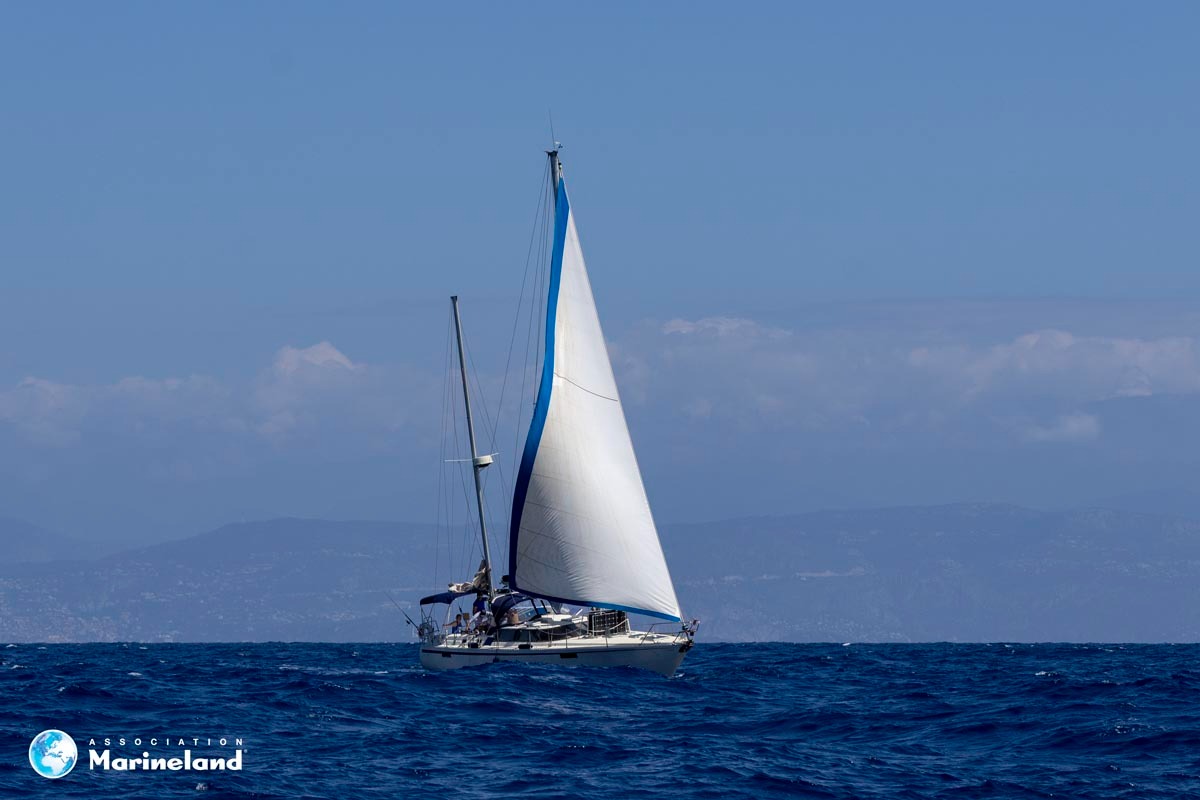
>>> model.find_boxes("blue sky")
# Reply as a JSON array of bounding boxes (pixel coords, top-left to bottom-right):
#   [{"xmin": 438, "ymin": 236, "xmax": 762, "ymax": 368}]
[{"xmin": 2, "ymin": 4, "xmax": 1199, "ymax": 544}]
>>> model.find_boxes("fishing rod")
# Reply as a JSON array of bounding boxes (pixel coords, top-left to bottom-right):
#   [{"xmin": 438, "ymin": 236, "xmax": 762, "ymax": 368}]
[{"xmin": 384, "ymin": 590, "xmax": 419, "ymax": 629}]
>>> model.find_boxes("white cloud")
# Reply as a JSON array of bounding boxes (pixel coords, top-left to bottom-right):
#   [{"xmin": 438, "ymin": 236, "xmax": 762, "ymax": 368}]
[
  {"xmin": 1022, "ymin": 412, "xmax": 1101, "ymax": 443},
  {"xmin": 612, "ymin": 314, "xmax": 1200, "ymax": 448},
  {"xmin": 3, "ymin": 309, "xmax": 1198, "ymax": 467},
  {"xmin": 909, "ymin": 329, "xmax": 1200, "ymax": 402},
  {"xmin": 0, "ymin": 377, "xmax": 86, "ymax": 446},
  {"xmin": 682, "ymin": 397, "xmax": 713, "ymax": 419},
  {"xmin": 271, "ymin": 341, "xmax": 359, "ymax": 375},
  {"xmin": 253, "ymin": 342, "xmax": 370, "ymax": 440},
  {"xmin": 0, "ymin": 341, "xmax": 413, "ymax": 449},
  {"xmin": 634, "ymin": 316, "xmax": 889, "ymax": 430},
  {"xmin": 5, "ymin": 299, "xmax": 1197, "ymax": 530},
  {"xmin": 657, "ymin": 317, "xmax": 805, "ymax": 423},
  {"xmin": 0, "ymin": 372, "xmax": 239, "ymax": 446},
  {"xmin": 662, "ymin": 317, "xmax": 790, "ymax": 340}
]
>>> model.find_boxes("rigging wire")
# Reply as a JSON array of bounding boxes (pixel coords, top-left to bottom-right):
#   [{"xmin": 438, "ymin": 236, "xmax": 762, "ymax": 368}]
[
  {"xmin": 464, "ymin": 340, "xmax": 506, "ymax": 553},
  {"xmin": 531, "ymin": 175, "xmax": 551, "ymax": 395},
  {"xmin": 456, "ymin": 314, "xmax": 502, "ymax": 572},
  {"xmin": 515, "ymin": 175, "xmax": 553, "ymax": 478},
  {"xmin": 486, "ymin": 159, "xmax": 552, "ymax": 496},
  {"xmin": 433, "ymin": 157, "xmax": 558, "ymax": 590},
  {"xmin": 449, "ymin": 305, "xmax": 488, "ymax": 577},
  {"xmin": 440, "ymin": 302, "xmax": 483, "ymax": 583},
  {"xmin": 449, "ymin": 357, "xmax": 478, "ymax": 548},
  {"xmin": 434, "ymin": 304, "xmax": 455, "ymax": 590}
]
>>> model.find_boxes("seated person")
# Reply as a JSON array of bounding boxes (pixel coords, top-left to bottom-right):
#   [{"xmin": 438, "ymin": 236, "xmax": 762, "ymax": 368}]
[
  {"xmin": 449, "ymin": 613, "xmax": 464, "ymax": 634},
  {"xmin": 470, "ymin": 610, "xmax": 492, "ymax": 632}
]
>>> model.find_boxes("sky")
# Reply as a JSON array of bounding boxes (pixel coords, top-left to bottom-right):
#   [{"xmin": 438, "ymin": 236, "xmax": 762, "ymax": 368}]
[{"xmin": 1, "ymin": 4, "xmax": 1199, "ymax": 545}]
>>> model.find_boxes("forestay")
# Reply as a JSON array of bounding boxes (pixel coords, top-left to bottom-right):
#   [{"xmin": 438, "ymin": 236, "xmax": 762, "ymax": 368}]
[{"xmin": 509, "ymin": 172, "xmax": 682, "ymax": 621}]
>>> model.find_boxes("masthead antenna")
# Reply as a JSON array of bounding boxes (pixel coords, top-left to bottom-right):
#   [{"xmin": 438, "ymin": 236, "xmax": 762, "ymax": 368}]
[
  {"xmin": 545, "ymin": 111, "xmax": 563, "ymax": 207},
  {"xmin": 546, "ymin": 146, "xmax": 563, "ymax": 207}
]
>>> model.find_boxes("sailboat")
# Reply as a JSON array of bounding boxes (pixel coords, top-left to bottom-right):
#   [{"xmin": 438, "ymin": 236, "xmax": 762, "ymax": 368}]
[{"xmin": 417, "ymin": 149, "xmax": 697, "ymax": 676}]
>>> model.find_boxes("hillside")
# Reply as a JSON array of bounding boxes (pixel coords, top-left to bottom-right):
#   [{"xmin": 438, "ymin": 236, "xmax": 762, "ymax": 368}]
[{"xmin": 2, "ymin": 505, "xmax": 1199, "ymax": 642}]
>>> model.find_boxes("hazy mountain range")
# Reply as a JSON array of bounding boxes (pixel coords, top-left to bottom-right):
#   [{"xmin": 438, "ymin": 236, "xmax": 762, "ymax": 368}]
[{"xmin": 2, "ymin": 504, "xmax": 1199, "ymax": 643}]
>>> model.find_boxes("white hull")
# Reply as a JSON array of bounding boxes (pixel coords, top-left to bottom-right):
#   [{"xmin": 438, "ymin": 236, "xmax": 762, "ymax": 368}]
[{"xmin": 420, "ymin": 633, "xmax": 692, "ymax": 677}]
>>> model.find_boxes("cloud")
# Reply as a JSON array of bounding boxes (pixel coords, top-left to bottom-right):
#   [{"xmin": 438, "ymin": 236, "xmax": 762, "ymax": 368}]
[
  {"xmin": 271, "ymin": 341, "xmax": 359, "ymax": 375},
  {"xmin": 0, "ymin": 341, "xmax": 413, "ymax": 450},
  {"xmin": 1021, "ymin": 412, "xmax": 1101, "ymax": 443},
  {"xmin": 613, "ymin": 315, "xmax": 1200, "ymax": 448},
  {"xmin": 0, "ymin": 372, "xmax": 242, "ymax": 449},
  {"xmin": 4, "ymin": 300, "xmax": 1200, "ymax": 534},
  {"xmin": 909, "ymin": 329, "xmax": 1200, "ymax": 403},
  {"xmin": 0, "ymin": 377, "xmax": 86, "ymax": 446},
  {"xmin": 13, "ymin": 316, "xmax": 1186, "ymax": 457},
  {"xmin": 253, "ymin": 342, "xmax": 374, "ymax": 440},
  {"xmin": 627, "ymin": 316, "xmax": 898, "ymax": 431},
  {"xmin": 639, "ymin": 317, "xmax": 833, "ymax": 428},
  {"xmin": 662, "ymin": 317, "xmax": 790, "ymax": 340}
]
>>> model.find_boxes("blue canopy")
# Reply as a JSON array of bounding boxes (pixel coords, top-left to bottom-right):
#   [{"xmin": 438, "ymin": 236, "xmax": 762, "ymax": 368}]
[
  {"xmin": 490, "ymin": 593, "xmax": 532, "ymax": 620},
  {"xmin": 419, "ymin": 589, "xmax": 474, "ymax": 606}
]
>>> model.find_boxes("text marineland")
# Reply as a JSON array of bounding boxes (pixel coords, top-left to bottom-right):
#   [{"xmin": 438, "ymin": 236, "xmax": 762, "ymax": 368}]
[{"xmin": 85, "ymin": 738, "xmax": 245, "ymax": 772}]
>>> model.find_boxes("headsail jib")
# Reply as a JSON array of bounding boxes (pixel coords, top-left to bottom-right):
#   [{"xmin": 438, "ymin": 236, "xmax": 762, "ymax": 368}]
[{"xmin": 507, "ymin": 153, "xmax": 682, "ymax": 622}]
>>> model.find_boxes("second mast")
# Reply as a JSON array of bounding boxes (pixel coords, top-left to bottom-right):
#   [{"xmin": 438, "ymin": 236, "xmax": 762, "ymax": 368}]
[{"xmin": 450, "ymin": 295, "xmax": 496, "ymax": 600}]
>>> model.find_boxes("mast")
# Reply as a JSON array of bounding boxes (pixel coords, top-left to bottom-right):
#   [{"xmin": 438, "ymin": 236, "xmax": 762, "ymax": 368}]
[{"xmin": 450, "ymin": 295, "xmax": 496, "ymax": 600}]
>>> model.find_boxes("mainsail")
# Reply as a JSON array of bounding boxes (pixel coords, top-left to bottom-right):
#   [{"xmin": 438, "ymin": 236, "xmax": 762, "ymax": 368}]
[{"xmin": 508, "ymin": 158, "xmax": 682, "ymax": 621}]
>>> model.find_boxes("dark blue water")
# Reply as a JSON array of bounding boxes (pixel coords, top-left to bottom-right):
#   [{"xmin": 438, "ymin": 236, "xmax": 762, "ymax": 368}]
[{"xmin": 3, "ymin": 643, "xmax": 1200, "ymax": 799}]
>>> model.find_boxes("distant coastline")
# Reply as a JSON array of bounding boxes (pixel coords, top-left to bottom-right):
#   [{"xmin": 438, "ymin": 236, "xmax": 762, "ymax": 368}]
[{"xmin": 4, "ymin": 504, "xmax": 1200, "ymax": 644}]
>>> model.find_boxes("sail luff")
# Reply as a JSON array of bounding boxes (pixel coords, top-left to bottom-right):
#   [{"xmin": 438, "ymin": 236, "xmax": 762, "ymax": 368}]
[{"xmin": 508, "ymin": 174, "xmax": 568, "ymax": 592}]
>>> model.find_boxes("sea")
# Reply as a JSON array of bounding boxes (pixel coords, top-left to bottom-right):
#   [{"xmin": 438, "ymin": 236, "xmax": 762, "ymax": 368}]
[{"xmin": 3, "ymin": 642, "xmax": 1199, "ymax": 799}]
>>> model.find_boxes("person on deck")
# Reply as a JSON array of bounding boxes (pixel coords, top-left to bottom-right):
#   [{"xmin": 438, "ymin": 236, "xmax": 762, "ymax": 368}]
[
  {"xmin": 449, "ymin": 613, "xmax": 464, "ymax": 634},
  {"xmin": 470, "ymin": 609, "xmax": 492, "ymax": 633}
]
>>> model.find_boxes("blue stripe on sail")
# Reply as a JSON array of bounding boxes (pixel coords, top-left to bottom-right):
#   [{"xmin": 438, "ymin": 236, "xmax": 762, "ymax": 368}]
[{"xmin": 508, "ymin": 177, "xmax": 569, "ymax": 588}]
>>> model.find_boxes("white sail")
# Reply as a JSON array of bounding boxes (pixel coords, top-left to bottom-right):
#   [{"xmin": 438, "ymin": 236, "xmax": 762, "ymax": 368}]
[{"xmin": 509, "ymin": 174, "xmax": 682, "ymax": 621}]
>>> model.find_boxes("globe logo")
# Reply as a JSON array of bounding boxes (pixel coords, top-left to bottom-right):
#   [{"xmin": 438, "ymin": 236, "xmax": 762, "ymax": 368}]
[{"xmin": 28, "ymin": 729, "xmax": 77, "ymax": 779}]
